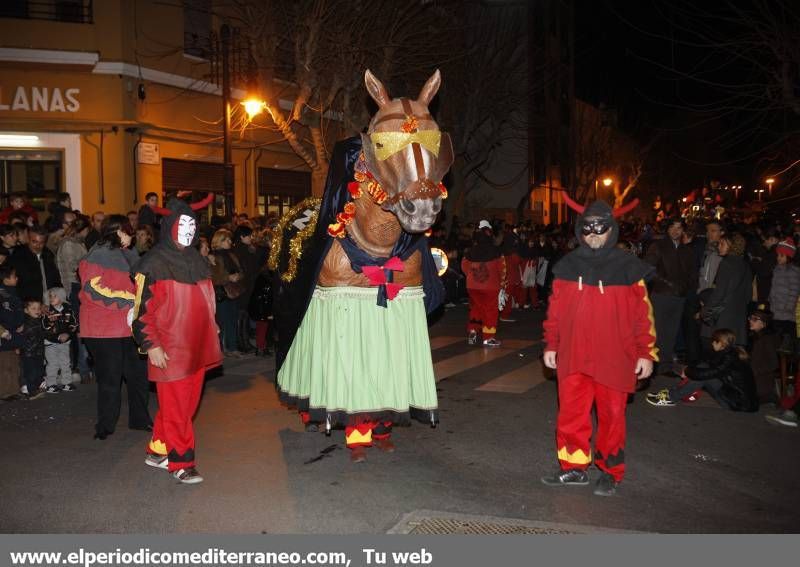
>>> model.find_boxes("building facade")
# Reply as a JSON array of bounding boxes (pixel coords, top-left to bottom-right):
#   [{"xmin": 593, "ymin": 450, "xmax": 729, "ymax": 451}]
[{"xmin": 0, "ymin": 0, "xmax": 310, "ymax": 223}]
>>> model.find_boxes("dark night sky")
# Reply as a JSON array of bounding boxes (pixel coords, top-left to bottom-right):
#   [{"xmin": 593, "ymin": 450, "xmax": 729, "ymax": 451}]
[{"xmin": 572, "ymin": 1, "xmax": 769, "ymax": 193}]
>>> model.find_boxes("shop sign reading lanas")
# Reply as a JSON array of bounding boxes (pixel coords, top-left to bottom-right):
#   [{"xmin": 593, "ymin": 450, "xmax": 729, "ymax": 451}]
[{"xmin": 0, "ymin": 86, "xmax": 80, "ymax": 113}]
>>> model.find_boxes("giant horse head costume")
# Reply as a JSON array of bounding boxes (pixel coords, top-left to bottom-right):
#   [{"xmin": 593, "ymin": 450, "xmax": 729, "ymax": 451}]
[{"xmin": 360, "ymin": 69, "xmax": 453, "ymax": 233}]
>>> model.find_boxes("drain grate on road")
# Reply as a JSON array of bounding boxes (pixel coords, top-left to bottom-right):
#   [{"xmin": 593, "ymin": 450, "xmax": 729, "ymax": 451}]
[
  {"xmin": 388, "ymin": 510, "xmax": 643, "ymax": 535},
  {"xmin": 398, "ymin": 517, "xmax": 575, "ymax": 535}
]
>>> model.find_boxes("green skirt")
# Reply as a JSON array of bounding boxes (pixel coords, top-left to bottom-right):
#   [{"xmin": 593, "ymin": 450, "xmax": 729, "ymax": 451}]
[{"xmin": 277, "ymin": 286, "xmax": 438, "ymax": 426}]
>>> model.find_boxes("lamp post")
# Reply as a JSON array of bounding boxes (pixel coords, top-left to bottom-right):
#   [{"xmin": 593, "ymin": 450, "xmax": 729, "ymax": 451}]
[
  {"xmin": 766, "ymin": 177, "xmax": 775, "ymax": 198},
  {"xmin": 221, "ymin": 24, "xmax": 234, "ymax": 219},
  {"xmin": 594, "ymin": 176, "xmax": 613, "ymax": 199}
]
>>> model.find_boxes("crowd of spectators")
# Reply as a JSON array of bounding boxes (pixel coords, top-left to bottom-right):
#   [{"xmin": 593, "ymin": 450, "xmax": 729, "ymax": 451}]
[
  {"xmin": 0, "ymin": 191, "xmax": 274, "ymax": 409},
  {"xmin": 431, "ymin": 210, "xmax": 800, "ymax": 427}
]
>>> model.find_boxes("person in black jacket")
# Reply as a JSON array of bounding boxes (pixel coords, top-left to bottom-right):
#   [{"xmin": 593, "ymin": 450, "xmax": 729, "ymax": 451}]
[
  {"xmin": 42, "ymin": 286, "xmax": 78, "ymax": 393},
  {"xmin": 644, "ymin": 219, "xmax": 697, "ymax": 374},
  {"xmin": 647, "ymin": 328, "xmax": 758, "ymax": 411},
  {"xmin": 20, "ymin": 298, "xmax": 46, "ymax": 400},
  {"xmin": 748, "ymin": 305, "xmax": 780, "ymax": 405},
  {"xmin": 8, "ymin": 226, "xmax": 61, "ymax": 304},
  {"xmin": 0, "ymin": 265, "xmax": 24, "ymax": 399}
]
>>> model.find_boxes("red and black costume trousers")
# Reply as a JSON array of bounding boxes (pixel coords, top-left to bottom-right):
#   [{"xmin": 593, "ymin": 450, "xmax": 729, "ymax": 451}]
[
  {"xmin": 556, "ymin": 372, "xmax": 627, "ymax": 482},
  {"xmin": 147, "ymin": 368, "xmax": 205, "ymax": 472},
  {"xmin": 300, "ymin": 412, "xmax": 392, "ymax": 448},
  {"xmin": 467, "ymin": 289, "xmax": 499, "ymax": 339}
]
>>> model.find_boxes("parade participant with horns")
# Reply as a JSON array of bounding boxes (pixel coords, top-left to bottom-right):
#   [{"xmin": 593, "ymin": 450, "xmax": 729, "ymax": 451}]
[
  {"xmin": 131, "ymin": 193, "xmax": 222, "ymax": 484},
  {"xmin": 541, "ymin": 194, "xmax": 657, "ymax": 496}
]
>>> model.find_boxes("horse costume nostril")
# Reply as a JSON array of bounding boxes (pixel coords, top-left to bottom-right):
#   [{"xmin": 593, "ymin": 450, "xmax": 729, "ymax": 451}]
[{"xmin": 400, "ymin": 200, "xmax": 416, "ymax": 214}]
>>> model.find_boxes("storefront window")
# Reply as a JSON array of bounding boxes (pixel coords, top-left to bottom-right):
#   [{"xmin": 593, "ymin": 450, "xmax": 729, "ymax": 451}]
[
  {"xmin": 258, "ymin": 167, "xmax": 310, "ymax": 222},
  {"xmin": 0, "ymin": 149, "xmax": 63, "ymax": 213}
]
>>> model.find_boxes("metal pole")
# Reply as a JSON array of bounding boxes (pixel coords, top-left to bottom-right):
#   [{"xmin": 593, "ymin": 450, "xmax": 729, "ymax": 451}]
[{"xmin": 221, "ymin": 24, "xmax": 234, "ymax": 219}]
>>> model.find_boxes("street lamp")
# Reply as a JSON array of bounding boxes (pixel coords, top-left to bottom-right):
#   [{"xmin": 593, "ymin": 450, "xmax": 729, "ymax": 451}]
[
  {"xmin": 594, "ymin": 176, "xmax": 613, "ymax": 199},
  {"xmin": 766, "ymin": 177, "xmax": 775, "ymax": 197},
  {"xmin": 241, "ymin": 98, "xmax": 267, "ymax": 120}
]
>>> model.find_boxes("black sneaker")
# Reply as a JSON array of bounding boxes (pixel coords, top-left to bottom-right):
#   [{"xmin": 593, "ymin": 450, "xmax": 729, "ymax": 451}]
[
  {"xmin": 45, "ymin": 385, "xmax": 60, "ymax": 394},
  {"xmin": 62, "ymin": 384, "xmax": 77, "ymax": 392},
  {"xmin": 593, "ymin": 473, "xmax": 618, "ymax": 496},
  {"xmin": 540, "ymin": 469, "xmax": 589, "ymax": 486}
]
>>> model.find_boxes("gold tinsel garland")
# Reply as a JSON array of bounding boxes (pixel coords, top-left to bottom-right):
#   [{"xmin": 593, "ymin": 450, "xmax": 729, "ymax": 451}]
[{"xmin": 267, "ymin": 197, "xmax": 322, "ymax": 282}]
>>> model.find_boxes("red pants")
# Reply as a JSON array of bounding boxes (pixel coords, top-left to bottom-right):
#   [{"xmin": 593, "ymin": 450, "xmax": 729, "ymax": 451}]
[
  {"xmin": 556, "ymin": 372, "xmax": 628, "ymax": 482},
  {"xmin": 467, "ymin": 289, "xmax": 499, "ymax": 339},
  {"xmin": 147, "ymin": 368, "xmax": 205, "ymax": 472},
  {"xmin": 523, "ymin": 287, "xmax": 540, "ymax": 308},
  {"xmin": 255, "ymin": 321, "xmax": 269, "ymax": 351},
  {"xmin": 345, "ymin": 421, "xmax": 392, "ymax": 447},
  {"xmin": 500, "ymin": 284, "xmax": 525, "ymax": 318}
]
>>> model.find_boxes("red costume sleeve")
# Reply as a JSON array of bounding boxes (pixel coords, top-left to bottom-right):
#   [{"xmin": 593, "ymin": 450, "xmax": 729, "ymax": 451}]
[
  {"xmin": 132, "ymin": 272, "xmax": 162, "ymax": 351},
  {"xmin": 632, "ymin": 279, "xmax": 659, "ymax": 361},
  {"xmin": 543, "ymin": 279, "xmax": 563, "ymax": 351}
]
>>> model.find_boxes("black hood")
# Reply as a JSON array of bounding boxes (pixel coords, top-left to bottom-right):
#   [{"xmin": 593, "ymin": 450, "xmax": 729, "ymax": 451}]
[
  {"xmin": 554, "ymin": 199, "xmax": 654, "ymax": 286},
  {"xmin": 159, "ymin": 198, "xmax": 202, "ymax": 249},
  {"xmin": 466, "ymin": 231, "xmax": 501, "ymax": 262},
  {"xmin": 574, "ymin": 200, "xmax": 619, "ymax": 250},
  {"xmin": 131, "ymin": 197, "xmax": 209, "ymax": 284}
]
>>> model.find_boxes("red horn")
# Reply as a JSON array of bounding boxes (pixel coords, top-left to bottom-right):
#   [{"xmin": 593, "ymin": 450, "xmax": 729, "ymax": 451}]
[
  {"xmin": 190, "ymin": 193, "xmax": 214, "ymax": 211},
  {"xmin": 612, "ymin": 198, "xmax": 640, "ymax": 218},
  {"xmin": 149, "ymin": 205, "xmax": 172, "ymax": 216},
  {"xmin": 559, "ymin": 190, "xmax": 585, "ymax": 214}
]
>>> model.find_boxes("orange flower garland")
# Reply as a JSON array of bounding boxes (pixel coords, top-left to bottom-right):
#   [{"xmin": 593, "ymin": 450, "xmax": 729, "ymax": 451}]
[{"xmin": 327, "ymin": 151, "xmax": 448, "ymax": 237}]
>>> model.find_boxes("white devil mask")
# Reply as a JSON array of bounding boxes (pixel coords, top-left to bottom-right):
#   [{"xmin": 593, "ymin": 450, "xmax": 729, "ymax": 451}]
[{"xmin": 175, "ymin": 214, "xmax": 196, "ymax": 247}]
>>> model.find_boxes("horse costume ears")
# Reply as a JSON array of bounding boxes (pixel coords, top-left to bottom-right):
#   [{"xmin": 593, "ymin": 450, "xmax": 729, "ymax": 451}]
[
  {"xmin": 417, "ymin": 69, "xmax": 441, "ymax": 106},
  {"xmin": 365, "ymin": 70, "xmax": 390, "ymax": 108},
  {"xmin": 149, "ymin": 193, "xmax": 213, "ymax": 216},
  {"xmin": 561, "ymin": 190, "xmax": 640, "ymax": 218},
  {"xmin": 365, "ymin": 69, "xmax": 442, "ymax": 109}
]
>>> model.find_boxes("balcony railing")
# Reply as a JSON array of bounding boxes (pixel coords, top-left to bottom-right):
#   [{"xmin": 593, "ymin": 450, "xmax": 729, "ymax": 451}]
[{"xmin": 0, "ymin": 1, "xmax": 93, "ymax": 24}]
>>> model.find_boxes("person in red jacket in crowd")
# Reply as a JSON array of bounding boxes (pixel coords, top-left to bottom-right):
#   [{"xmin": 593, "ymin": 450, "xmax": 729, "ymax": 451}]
[
  {"xmin": 132, "ymin": 194, "xmax": 221, "ymax": 485},
  {"xmin": 462, "ymin": 220, "xmax": 505, "ymax": 347},
  {"xmin": 541, "ymin": 196, "xmax": 657, "ymax": 496},
  {"xmin": 78, "ymin": 215, "xmax": 151, "ymax": 440},
  {"xmin": 0, "ymin": 194, "xmax": 39, "ymax": 225}
]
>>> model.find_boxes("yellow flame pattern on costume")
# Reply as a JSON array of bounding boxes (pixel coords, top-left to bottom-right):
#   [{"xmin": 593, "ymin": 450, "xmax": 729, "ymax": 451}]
[{"xmin": 557, "ymin": 446, "xmax": 592, "ymax": 465}]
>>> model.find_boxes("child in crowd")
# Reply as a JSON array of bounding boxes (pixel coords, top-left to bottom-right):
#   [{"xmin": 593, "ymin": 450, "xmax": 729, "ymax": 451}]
[
  {"xmin": 43, "ymin": 287, "xmax": 78, "ymax": 393},
  {"xmin": 0, "ymin": 265, "xmax": 24, "ymax": 399},
  {"xmin": 747, "ymin": 306, "xmax": 780, "ymax": 405},
  {"xmin": 647, "ymin": 328, "xmax": 758, "ymax": 412},
  {"xmin": 20, "ymin": 299, "xmax": 45, "ymax": 400}
]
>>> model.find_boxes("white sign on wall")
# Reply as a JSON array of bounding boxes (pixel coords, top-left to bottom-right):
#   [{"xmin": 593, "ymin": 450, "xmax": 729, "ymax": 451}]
[
  {"xmin": 137, "ymin": 142, "xmax": 160, "ymax": 165},
  {"xmin": 0, "ymin": 86, "xmax": 80, "ymax": 112}
]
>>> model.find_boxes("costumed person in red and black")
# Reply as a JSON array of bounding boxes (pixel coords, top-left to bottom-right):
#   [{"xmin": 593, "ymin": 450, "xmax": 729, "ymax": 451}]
[
  {"xmin": 462, "ymin": 220, "xmax": 505, "ymax": 347},
  {"xmin": 541, "ymin": 195, "xmax": 657, "ymax": 496},
  {"xmin": 131, "ymin": 194, "xmax": 222, "ymax": 484},
  {"xmin": 499, "ymin": 227, "xmax": 523, "ymax": 323}
]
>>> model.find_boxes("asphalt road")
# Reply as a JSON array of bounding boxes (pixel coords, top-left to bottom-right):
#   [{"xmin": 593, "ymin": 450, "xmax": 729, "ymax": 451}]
[{"xmin": 1, "ymin": 305, "xmax": 797, "ymax": 534}]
